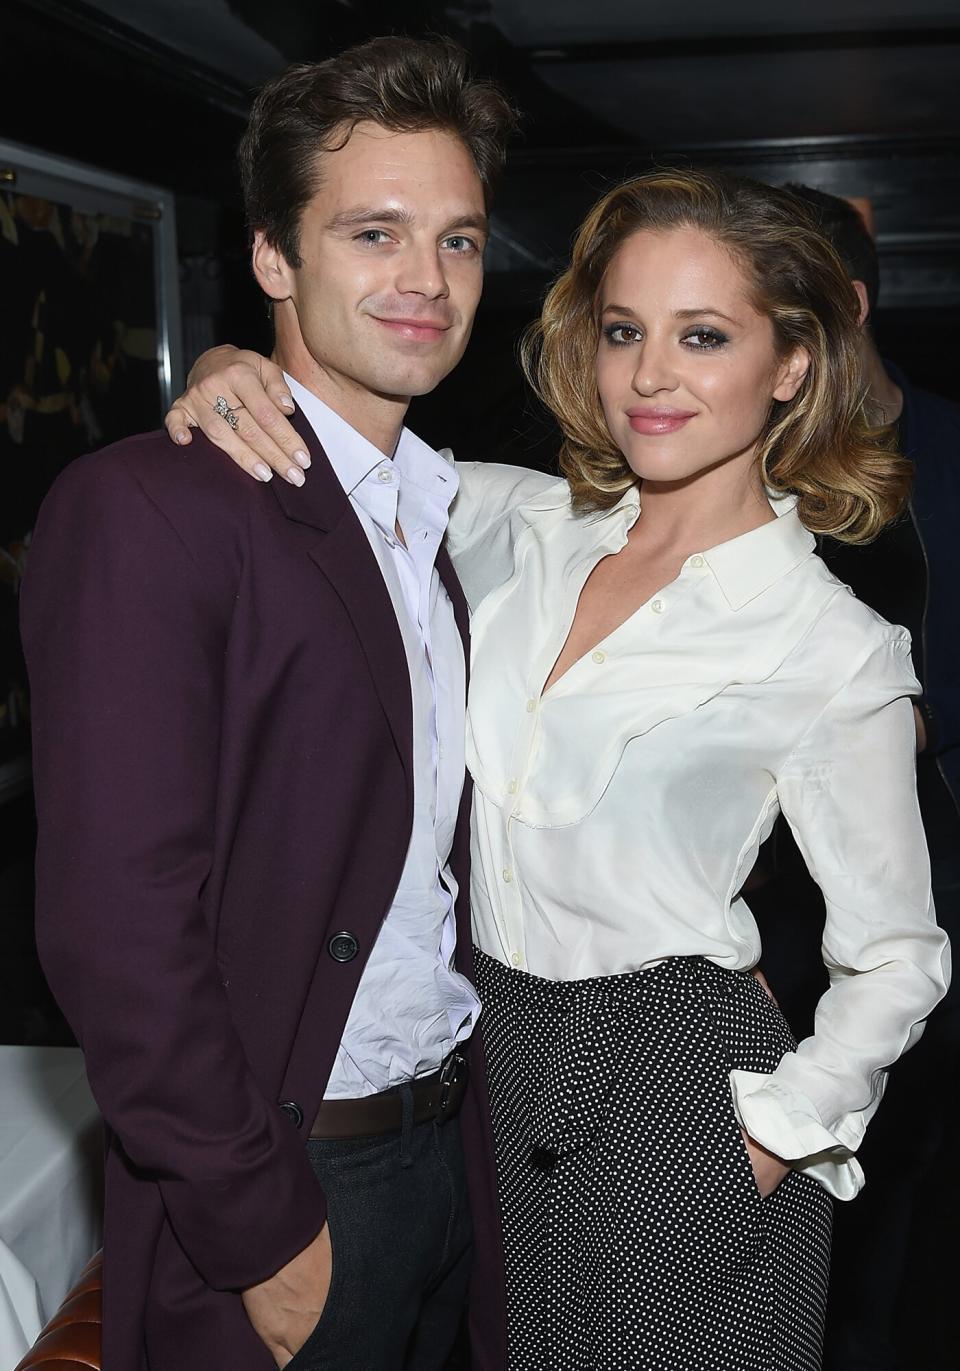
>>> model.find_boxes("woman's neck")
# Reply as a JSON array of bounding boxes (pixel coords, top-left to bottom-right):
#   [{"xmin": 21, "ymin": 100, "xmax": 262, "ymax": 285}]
[{"xmin": 632, "ymin": 454, "xmax": 775, "ymax": 556}]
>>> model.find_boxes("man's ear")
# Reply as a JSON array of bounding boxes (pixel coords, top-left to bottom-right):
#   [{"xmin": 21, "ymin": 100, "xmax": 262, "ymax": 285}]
[
  {"xmin": 851, "ymin": 279, "xmax": 871, "ymax": 329},
  {"xmin": 772, "ymin": 346, "xmax": 810, "ymax": 403},
  {"xmin": 252, "ymin": 230, "xmax": 295, "ymax": 302}
]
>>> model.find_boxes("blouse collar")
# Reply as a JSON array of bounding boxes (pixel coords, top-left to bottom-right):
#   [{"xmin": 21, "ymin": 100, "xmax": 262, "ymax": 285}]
[{"xmin": 579, "ymin": 482, "xmax": 816, "ymax": 612}]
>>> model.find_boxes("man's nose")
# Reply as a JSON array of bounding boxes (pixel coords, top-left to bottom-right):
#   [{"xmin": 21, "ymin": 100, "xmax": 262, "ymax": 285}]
[{"xmin": 395, "ymin": 242, "xmax": 450, "ymax": 299}]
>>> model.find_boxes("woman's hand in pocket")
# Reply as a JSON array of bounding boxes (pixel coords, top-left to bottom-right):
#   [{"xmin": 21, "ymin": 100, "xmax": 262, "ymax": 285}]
[
  {"xmin": 750, "ymin": 965, "xmax": 779, "ymax": 1007},
  {"xmin": 242, "ymin": 1222, "xmax": 333, "ymax": 1368},
  {"xmin": 741, "ymin": 1130, "xmax": 790, "ymax": 1199}
]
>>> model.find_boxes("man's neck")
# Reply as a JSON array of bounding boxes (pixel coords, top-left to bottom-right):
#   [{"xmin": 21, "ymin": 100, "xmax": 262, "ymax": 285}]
[
  {"xmin": 274, "ymin": 344, "xmax": 408, "ymax": 458},
  {"xmin": 861, "ymin": 335, "xmax": 904, "ymax": 426}
]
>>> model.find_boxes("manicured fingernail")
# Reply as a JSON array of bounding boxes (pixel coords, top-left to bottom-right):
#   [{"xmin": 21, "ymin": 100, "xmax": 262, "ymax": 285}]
[
  {"xmin": 280, "ymin": 394, "xmax": 295, "ymax": 411},
  {"xmin": 293, "ymin": 450, "xmax": 311, "ymax": 469},
  {"xmin": 175, "ymin": 430, "xmax": 189, "ymax": 444},
  {"xmin": 254, "ymin": 463, "xmax": 273, "ymax": 482},
  {"xmin": 285, "ymin": 467, "xmax": 305, "ymax": 487}
]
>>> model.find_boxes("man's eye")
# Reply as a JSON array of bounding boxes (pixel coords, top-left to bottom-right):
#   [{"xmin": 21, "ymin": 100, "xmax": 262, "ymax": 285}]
[
  {"xmin": 443, "ymin": 236, "xmax": 477, "ymax": 253},
  {"xmin": 355, "ymin": 229, "xmax": 391, "ymax": 245}
]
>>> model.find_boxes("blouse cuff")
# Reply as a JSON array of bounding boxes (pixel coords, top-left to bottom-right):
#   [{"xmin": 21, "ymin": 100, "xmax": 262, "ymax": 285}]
[{"xmin": 729, "ymin": 1069, "xmax": 865, "ymax": 1201}]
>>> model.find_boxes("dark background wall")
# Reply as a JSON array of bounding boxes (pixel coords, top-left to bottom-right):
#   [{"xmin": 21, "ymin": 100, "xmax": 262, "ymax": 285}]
[{"xmin": 4, "ymin": 1, "xmax": 960, "ymax": 476}]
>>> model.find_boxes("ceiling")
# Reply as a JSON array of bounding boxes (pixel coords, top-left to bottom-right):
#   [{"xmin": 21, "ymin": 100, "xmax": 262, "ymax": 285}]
[
  {"xmin": 5, "ymin": 0, "xmax": 960, "ymax": 304},
  {"xmin": 70, "ymin": 0, "xmax": 960, "ymax": 148}
]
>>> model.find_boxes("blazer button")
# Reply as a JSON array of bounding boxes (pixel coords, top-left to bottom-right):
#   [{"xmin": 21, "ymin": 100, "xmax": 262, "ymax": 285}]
[
  {"xmin": 279, "ymin": 1100, "xmax": 304, "ymax": 1129},
  {"xmin": 328, "ymin": 931, "xmax": 359, "ymax": 963}
]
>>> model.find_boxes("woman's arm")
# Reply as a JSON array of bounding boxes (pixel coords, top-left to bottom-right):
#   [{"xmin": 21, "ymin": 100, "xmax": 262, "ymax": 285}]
[{"xmin": 732, "ymin": 627, "xmax": 951, "ymax": 1200}]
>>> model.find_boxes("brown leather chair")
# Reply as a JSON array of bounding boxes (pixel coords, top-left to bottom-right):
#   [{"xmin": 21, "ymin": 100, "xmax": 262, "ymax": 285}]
[{"xmin": 13, "ymin": 1251, "xmax": 102, "ymax": 1370}]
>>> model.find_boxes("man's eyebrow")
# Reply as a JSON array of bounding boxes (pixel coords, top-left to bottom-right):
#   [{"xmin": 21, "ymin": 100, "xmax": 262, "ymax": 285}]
[
  {"xmin": 324, "ymin": 207, "xmax": 489, "ymax": 235},
  {"xmin": 324, "ymin": 206, "xmax": 413, "ymax": 231},
  {"xmin": 443, "ymin": 214, "xmax": 490, "ymax": 236}
]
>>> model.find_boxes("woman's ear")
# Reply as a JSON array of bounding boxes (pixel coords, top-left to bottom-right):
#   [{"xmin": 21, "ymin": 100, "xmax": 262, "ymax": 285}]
[
  {"xmin": 851, "ymin": 279, "xmax": 871, "ymax": 328},
  {"xmin": 252, "ymin": 230, "xmax": 295, "ymax": 302},
  {"xmin": 773, "ymin": 346, "xmax": 810, "ymax": 403}
]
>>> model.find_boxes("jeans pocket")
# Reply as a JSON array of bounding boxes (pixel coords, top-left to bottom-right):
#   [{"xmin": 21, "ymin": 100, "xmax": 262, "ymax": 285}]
[{"xmin": 284, "ymin": 1218, "xmax": 341, "ymax": 1370}]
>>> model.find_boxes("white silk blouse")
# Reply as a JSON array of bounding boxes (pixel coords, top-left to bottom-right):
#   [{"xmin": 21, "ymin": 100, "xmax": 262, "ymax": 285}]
[{"xmin": 445, "ymin": 460, "xmax": 951, "ymax": 1200}]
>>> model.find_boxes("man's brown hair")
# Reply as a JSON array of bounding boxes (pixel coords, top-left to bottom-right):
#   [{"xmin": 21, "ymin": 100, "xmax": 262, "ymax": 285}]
[{"xmin": 239, "ymin": 34, "xmax": 518, "ymax": 266}]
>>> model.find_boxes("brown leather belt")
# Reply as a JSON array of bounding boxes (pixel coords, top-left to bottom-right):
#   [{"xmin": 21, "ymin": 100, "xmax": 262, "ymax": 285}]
[{"xmin": 309, "ymin": 1049, "xmax": 469, "ymax": 1140}]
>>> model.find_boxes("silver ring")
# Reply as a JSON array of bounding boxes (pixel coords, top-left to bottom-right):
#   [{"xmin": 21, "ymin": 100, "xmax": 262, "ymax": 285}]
[{"xmin": 213, "ymin": 394, "xmax": 241, "ymax": 430}]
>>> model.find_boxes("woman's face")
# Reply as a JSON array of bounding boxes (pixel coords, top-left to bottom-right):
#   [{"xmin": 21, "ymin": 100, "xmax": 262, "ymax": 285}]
[{"xmin": 595, "ymin": 225, "xmax": 808, "ymax": 487}]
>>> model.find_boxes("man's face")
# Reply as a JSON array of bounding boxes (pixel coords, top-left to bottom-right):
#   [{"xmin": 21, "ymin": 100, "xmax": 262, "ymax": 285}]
[{"xmin": 256, "ymin": 123, "xmax": 488, "ymax": 409}]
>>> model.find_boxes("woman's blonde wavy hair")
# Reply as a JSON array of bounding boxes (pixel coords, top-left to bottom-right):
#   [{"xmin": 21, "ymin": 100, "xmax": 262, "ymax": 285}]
[{"xmin": 521, "ymin": 167, "xmax": 910, "ymax": 542}]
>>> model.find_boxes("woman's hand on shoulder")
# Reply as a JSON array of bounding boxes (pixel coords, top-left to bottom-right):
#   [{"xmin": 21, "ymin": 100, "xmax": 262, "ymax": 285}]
[{"xmin": 164, "ymin": 346, "xmax": 311, "ymax": 486}]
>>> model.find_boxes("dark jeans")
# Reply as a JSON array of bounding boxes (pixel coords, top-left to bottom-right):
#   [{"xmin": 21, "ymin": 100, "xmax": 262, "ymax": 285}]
[{"xmin": 287, "ymin": 1104, "xmax": 472, "ymax": 1371}]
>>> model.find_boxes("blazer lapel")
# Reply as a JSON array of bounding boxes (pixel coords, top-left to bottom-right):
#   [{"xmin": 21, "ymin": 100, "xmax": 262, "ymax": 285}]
[{"xmin": 270, "ymin": 406, "xmax": 413, "ymax": 775}]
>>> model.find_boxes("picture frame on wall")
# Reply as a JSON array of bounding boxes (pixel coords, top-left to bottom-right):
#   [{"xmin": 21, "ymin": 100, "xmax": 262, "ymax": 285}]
[{"xmin": 0, "ymin": 139, "xmax": 183, "ymax": 798}]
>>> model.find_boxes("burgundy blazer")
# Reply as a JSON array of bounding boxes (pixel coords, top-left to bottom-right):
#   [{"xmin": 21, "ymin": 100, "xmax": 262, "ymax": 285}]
[{"xmin": 21, "ymin": 410, "xmax": 506, "ymax": 1371}]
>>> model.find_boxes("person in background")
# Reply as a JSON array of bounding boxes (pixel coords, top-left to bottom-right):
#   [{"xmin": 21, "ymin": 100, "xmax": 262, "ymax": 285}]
[
  {"xmin": 164, "ymin": 168, "xmax": 950, "ymax": 1371},
  {"xmin": 755, "ymin": 183, "xmax": 960, "ymax": 1371}
]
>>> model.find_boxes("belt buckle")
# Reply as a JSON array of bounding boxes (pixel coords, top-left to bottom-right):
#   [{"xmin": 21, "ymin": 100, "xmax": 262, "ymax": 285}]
[{"xmin": 437, "ymin": 1049, "xmax": 466, "ymax": 1117}]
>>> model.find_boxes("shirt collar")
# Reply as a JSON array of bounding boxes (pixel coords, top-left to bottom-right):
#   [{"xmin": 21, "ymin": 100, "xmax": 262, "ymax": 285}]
[
  {"xmin": 701, "ymin": 492, "xmax": 816, "ymax": 610},
  {"xmin": 283, "ymin": 373, "xmax": 458, "ymax": 516}
]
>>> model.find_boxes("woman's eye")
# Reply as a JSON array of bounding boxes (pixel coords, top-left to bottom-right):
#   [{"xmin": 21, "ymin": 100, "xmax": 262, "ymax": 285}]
[
  {"xmin": 683, "ymin": 327, "xmax": 727, "ymax": 350},
  {"xmin": 603, "ymin": 323, "xmax": 642, "ymax": 345}
]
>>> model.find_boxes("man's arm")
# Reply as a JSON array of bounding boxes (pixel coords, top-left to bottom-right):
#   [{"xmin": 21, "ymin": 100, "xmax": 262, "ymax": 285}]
[{"xmin": 21, "ymin": 452, "xmax": 325, "ymax": 1293}]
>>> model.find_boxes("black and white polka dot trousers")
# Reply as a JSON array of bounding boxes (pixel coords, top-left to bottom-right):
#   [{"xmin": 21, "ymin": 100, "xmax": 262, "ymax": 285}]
[{"xmin": 474, "ymin": 949, "xmax": 833, "ymax": 1371}]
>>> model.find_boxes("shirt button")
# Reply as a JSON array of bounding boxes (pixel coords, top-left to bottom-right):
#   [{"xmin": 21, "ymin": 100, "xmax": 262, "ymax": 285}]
[
  {"xmin": 651, "ymin": 599, "xmax": 664, "ymax": 614},
  {"xmin": 525, "ymin": 699, "xmax": 536, "ymax": 713},
  {"xmin": 591, "ymin": 650, "xmax": 606, "ymax": 664},
  {"xmin": 502, "ymin": 868, "xmax": 513, "ymax": 883},
  {"xmin": 377, "ymin": 469, "xmax": 392, "ymax": 483},
  {"xmin": 690, "ymin": 554, "xmax": 704, "ymax": 568},
  {"xmin": 507, "ymin": 779, "xmax": 518, "ymax": 795},
  {"xmin": 511, "ymin": 951, "xmax": 523, "ymax": 967}
]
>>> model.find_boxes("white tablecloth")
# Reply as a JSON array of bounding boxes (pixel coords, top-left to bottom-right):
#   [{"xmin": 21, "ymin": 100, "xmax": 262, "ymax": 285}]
[{"xmin": 0, "ymin": 1046, "xmax": 102, "ymax": 1368}]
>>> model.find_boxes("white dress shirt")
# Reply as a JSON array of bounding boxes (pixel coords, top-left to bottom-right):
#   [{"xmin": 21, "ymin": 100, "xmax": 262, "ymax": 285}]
[
  {"xmin": 285, "ymin": 376, "xmax": 479, "ymax": 1098},
  {"xmin": 447, "ymin": 461, "xmax": 951, "ymax": 1199}
]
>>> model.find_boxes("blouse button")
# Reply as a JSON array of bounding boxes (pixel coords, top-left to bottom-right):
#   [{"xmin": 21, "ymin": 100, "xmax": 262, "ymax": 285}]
[
  {"xmin": 502, "ymin": 868, "xmax": 513, "ymax": 883},
  {"xmin": 511, "ymin": 951, "xmax": 523, "ymax": 967},
  {"xmin": 651, "ymin": 599, "xmax": 664, "ymax": 614},
  {"xmin": 591, "ymin": 650, "xmax": 606, "ymax": 664},
  {"xmin": 525, "ymin": 699, "xmax": 536, "ymax": 713},
  {"xmin": 690, "ymin": 554, "xmax": 704, "ymax": 568},
  {"xmin": 507, "ymin": 779, "xmax": 518, "ymax": 795}
]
